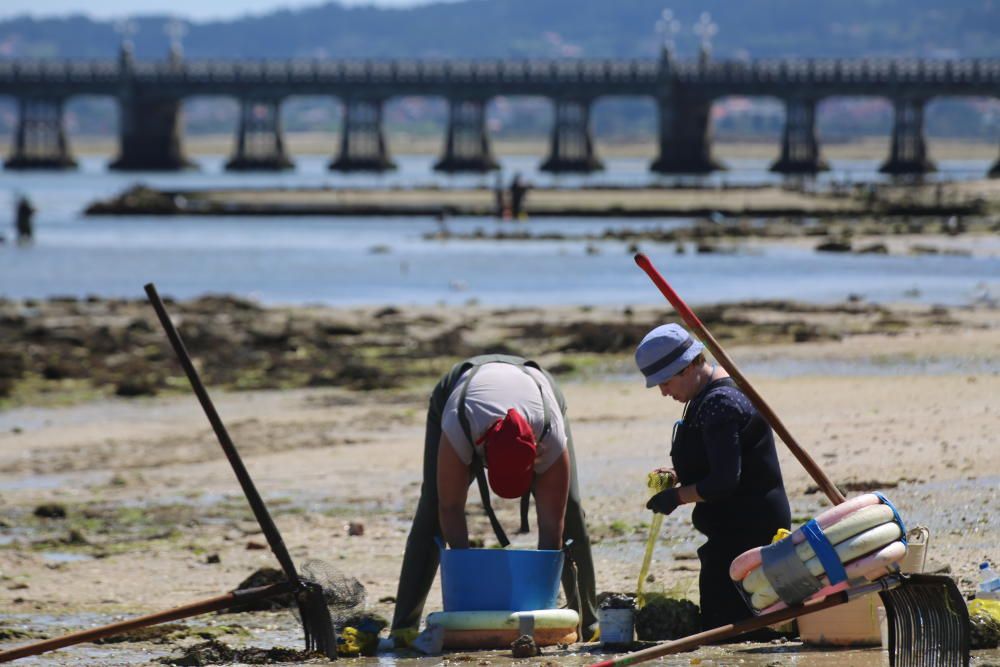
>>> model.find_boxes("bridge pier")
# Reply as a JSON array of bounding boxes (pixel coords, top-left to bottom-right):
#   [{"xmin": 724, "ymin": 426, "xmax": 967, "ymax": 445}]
[
  {"xmin": 434, "ymin": 98, "xmax": 498, "ymax": 173},
  {"xmin": 111, "ymin": 96, "xmax": 194, "ymax": 171},
  {"xmin": 771, "ymin": 97, "xmax": 828, "ymax": 175},
  {"xmin": 651, "ymin": 94, "xmax": 722, "ymax": 174},
  {"xmin": 329, "ymin": 98, "xmax": 395, "ymax": 172},
  {"xmin": 4, "ymin": 97, "xmax": 77, "ymax": 170},
  {"xmin": 540, "ymin": 99, "xmax": 602, "ymax": 173},
  {"xmin": 226, "ymin": 98, "xmax": 293, "ymax": 171},
  {"xmin": 879, "ymin": 97, "xmax": 935, "ymax": 175}
]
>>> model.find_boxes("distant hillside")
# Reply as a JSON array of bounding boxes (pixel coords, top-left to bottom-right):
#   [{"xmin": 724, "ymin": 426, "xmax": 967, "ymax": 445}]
[
  {"xmin": 0, "ymin": 0, "xmax": 997, "ymax": 141},
  {"xmin": 0, "ymin": 0, "xmax": 998, "ymax": 61}
]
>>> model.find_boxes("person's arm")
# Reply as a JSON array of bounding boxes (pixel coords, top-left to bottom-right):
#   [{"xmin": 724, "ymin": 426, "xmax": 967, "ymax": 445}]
[
  {"xmin": 676, "ymin": 483, "xmax": 704, "ymax": 504},
  {"xmin": 437, "ymin": 432, "xmax": 472, "ymax": 549},
  {"xmin": 533, "ymin": 448, "xmax": 570, "ymax": 550}
]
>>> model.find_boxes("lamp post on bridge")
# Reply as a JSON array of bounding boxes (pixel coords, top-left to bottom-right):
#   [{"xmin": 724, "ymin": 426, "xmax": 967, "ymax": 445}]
[
  {"xmin": 693, "ymin": 11, "xmax": 718, "ymax": 69},
  {"xmin": 654, "ymin": 8, "xmax": 681, "ymax": 64},
  {"xmin": 114, "ymin": 19, "xmax": 137, "ymax": 71},
  {"xmin": 164, "ymin": 19, "xmax": 187, "ymax": 68}
]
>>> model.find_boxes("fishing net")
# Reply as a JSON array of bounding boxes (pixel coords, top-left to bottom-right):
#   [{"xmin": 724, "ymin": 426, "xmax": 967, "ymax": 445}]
[{"xmin": 296, "ymin": 559, "xmax": 367, "ymax": 624}]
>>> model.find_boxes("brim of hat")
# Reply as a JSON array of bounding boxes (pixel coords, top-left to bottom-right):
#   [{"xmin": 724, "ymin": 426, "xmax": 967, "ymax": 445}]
[
  {"xmin": 488, "ymin": 469, "xmax": 534, "ymax": 499},
  {"xmin": 644, "ymin": 340, "xmax": 704, "ymax": 388}
]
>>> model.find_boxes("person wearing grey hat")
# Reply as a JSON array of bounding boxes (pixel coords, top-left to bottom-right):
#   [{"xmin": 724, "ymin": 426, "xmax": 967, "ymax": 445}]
[{"xmin": 635, "ymin": 323, "xmax": 791, "ymax": 632}]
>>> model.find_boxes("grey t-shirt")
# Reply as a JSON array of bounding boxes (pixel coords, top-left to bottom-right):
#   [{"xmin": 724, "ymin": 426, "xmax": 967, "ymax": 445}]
[{"xmin": 440, "ymin": 362, "xmax": 567, "ymax": 474}]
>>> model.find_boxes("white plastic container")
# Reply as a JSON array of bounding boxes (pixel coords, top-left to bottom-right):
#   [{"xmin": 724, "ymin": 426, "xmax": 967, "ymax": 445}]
[
  {"xmin": 598, "ymin": 608, "xmax": 635, "ymax": 646},
  {"xmin": 977, "ymin": 562, "xmax": 1000, "ymax": 596}
]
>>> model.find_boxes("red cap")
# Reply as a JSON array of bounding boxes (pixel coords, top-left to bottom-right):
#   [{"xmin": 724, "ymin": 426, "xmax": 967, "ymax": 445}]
[{"xmin": 477, "ymin": 408, "xmax": 537, "ymax": 499}]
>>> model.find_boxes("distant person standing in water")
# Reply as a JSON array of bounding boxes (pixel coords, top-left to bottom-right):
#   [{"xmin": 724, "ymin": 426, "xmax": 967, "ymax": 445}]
[
  {"xmin": 509, "ymin": 172, "xmax": 530, "ymax": 220},
  {"xmin": 15, "ymin": 195, "xmax": 35, "ymax": 244},
  {"xmin": 493, "ymin": 171, "xmax": 508, "ymax": 220}
]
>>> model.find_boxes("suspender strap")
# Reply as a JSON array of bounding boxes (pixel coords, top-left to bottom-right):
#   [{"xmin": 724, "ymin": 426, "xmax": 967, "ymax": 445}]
[
  {"xmin": 454, "ymin": 359, "xmax": 554, "ymax": 547},
  {"xmin": 457, "ymin": 363, "xmax": 484, "ymax": 451},
  {"xmin": 473, "ymin": 460, "xmax": 510, "ymax": 547},
  {"xmin": 456, "ymin": 364, "xmax": 510, "ymax": 546}
]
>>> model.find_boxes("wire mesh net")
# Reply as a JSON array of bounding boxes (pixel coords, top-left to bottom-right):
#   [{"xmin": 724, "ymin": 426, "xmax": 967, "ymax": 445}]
[{"xmin": 297, "ymin": 559, "xmax": 367, "ymax": 623}]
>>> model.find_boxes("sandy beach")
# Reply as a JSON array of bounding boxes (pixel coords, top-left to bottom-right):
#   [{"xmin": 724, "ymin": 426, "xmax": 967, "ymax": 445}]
[
  {"xmin": 2, "ymin": 134, "xmax": 997, "ymax": 162},
  {"xmin": 1, "ymin": 294, "xmax": 998, "ymax": 665}
]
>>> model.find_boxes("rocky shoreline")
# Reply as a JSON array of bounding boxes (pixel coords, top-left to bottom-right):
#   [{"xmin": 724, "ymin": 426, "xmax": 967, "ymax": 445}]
[
  {"xmin": 0, "ymin": 295, "xmax": 987, "ymax": 408},
  {"xmin": 83, "ymin": 180, "xmax": 995, "ymax": 219},
  {"xmin": 424, "ymin": 216, "xmax": 997, "ymax": 256}
]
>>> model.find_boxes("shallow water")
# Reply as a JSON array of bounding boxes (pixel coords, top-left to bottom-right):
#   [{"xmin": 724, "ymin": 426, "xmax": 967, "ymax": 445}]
[{"xmin": 0, "ymin": 154, "xmax": 997, "ymax": 308}]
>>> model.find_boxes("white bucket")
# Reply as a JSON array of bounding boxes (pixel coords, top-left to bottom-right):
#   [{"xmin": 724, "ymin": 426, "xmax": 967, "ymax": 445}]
[
  {"xmin": 878, "ymin": 605, "xmax": 888, "ymax": 650},
  {"xmin": 598, "ymin": 608, "xmax": 635, "ymax": 646}
]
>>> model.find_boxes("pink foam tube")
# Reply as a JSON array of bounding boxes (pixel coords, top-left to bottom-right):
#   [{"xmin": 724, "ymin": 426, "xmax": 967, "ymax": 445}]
[
  {"xmin": 728, "ymin": 493, "xmax": 881, "ymax": 581},
  {"xmin": 754, "ymin": 540, "xmax": 906, "ymax": 614}
]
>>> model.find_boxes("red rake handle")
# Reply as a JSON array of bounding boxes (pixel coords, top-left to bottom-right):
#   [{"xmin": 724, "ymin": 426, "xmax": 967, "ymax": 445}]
[{"xmin": 633, "ymin": 253, "xmax": 845, "ymax": 506}]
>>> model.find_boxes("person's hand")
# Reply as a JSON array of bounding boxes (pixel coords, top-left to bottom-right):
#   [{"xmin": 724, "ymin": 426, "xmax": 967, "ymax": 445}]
[
  {"xmin": 650, "ymin": 466, "xmax": 676, "ymax": 480},
  {"xmin": 648, "ymin": 467, "xmax": 677, "ymax": 492},
  {"xmin": 646, "ymin": 488, "xmax": 681, "ymax": 515}
]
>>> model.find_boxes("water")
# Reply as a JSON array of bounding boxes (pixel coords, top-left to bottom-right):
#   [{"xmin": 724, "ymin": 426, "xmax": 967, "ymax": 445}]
[{"xmin": 0, "ymin": 154, "xmax": 996, "ymax": 307}]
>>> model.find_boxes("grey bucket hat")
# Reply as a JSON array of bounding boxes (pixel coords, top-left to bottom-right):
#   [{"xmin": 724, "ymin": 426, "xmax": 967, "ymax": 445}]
[{"xmin": 635, "ymin": 323, "xmax": 705, "ymax": 388}]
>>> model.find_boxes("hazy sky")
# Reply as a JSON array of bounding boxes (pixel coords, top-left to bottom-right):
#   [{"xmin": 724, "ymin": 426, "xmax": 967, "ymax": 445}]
[{"xmin": 0, "ymin": 0, "xmax": 441, "ymax": 22}]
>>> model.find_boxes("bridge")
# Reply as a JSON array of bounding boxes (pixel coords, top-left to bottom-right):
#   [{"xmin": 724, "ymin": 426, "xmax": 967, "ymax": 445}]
[{"xmin": 1, "ymin": 45, "xmax": 998, "ymax": 176}]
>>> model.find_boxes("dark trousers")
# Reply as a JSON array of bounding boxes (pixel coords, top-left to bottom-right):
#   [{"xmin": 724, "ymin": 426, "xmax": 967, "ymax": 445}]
[
  {"xmin": 390, "ymin": 354, "xmax": 598, "ymax": 635},
  {"xmin": 696, "ymin": 524, "xmax": 785, "ymax": 632}
]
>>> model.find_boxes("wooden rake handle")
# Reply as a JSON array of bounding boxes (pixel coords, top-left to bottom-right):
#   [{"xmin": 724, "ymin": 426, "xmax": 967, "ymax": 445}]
[
  {"xmin": 633, "ymin": 253, "xmax": 845, "ymax": 506},
  {"xmin": 144, "ymin": 283, "xmax": 303, "ymax": 582},
  {"xmin": 0, "ymin": 582, "xmax": 294, "ymax": 663}
]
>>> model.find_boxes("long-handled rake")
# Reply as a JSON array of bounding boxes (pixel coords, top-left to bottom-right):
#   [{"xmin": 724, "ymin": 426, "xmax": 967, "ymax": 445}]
[
  {"xmin": 143, "ymin": 283, "xmax": 340, "ymax": 658},
  {"xmin": 595, "ymin": 254, "xmax": 970, "ymax": 667},
  {"xmin": 0, "ymin": 283, "xmax": 350, "ymax": 663}
]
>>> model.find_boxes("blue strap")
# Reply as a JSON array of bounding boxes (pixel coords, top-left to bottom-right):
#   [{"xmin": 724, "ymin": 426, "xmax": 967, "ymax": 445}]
[
  {"xmin": 801, "ymin": 519, "xmax": 848, "ymax": 585},
  {"xmin": 874, "ymin": 492, "xmax": 908, "ymax": 545}
]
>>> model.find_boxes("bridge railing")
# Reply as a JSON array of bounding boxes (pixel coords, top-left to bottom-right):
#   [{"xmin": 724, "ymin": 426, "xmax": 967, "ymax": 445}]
[
  {"xmin": 675, "ymin": 58, "xmax": 1000, "ymax": 85},
  {"xmin": 1, "ymin": 57, "xmax": 997, "ymax": 89},
  {"xmin": 0, "ymin": 60, "xmax": 119, "ymax": 83},
  {"xmin": 139, "ymin": 59, "xmax": 660, "ymax": 85}
]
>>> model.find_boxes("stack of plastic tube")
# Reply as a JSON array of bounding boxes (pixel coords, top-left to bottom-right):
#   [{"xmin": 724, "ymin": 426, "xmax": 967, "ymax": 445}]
[{"xmin": 729, "ymin": 493, "xmax": 908, "ymax": 614}]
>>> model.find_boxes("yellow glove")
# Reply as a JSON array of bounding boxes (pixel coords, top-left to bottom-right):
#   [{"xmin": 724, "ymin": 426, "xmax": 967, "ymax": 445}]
[
  {"xmin": 771, "ymin": 528, "xmax": 792, "ymax": 543},
  {"xmin": 647, "ymin": 470, "xmax": 675, "ymax": 495}
]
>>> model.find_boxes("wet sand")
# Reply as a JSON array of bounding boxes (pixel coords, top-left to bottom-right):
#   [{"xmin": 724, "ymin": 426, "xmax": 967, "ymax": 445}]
[{"xmin": 0, "ymin": 298, "xmax": 998, "ymax": 665}]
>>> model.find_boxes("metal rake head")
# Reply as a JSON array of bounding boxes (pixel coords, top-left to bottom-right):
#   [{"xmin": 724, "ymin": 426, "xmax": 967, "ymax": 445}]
[
  {"xmin": 293, "ymin": 559, "xmax": 367, "ymax": 660},
  {"xmin": 880, "ymin": 573, "xmax": 970, "ymax": 667}
]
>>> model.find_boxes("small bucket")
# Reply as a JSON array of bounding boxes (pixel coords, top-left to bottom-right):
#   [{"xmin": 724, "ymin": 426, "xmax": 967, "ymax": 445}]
[
  {"xmin": 438, "ymin": 542, "xmax": 563, "ymax": 612},
  {"xmin": 598, "ymin": 608, "xmax": 635, "ymax": 646},
  {"xmin": 900, "ymin": 526, "xmax": 929, "ymax": 574}
]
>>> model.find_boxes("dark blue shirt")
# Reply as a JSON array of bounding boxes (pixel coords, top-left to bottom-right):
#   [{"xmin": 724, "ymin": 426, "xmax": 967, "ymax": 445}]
[{"xmin": 688, "ymin": 385, "xmax": 758, "ymax": 502}]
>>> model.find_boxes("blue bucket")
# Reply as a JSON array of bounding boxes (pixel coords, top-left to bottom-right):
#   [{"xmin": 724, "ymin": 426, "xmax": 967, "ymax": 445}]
[{"xmin": 439, "ymin": 544, "xmax": 564, "ymax": 612}]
